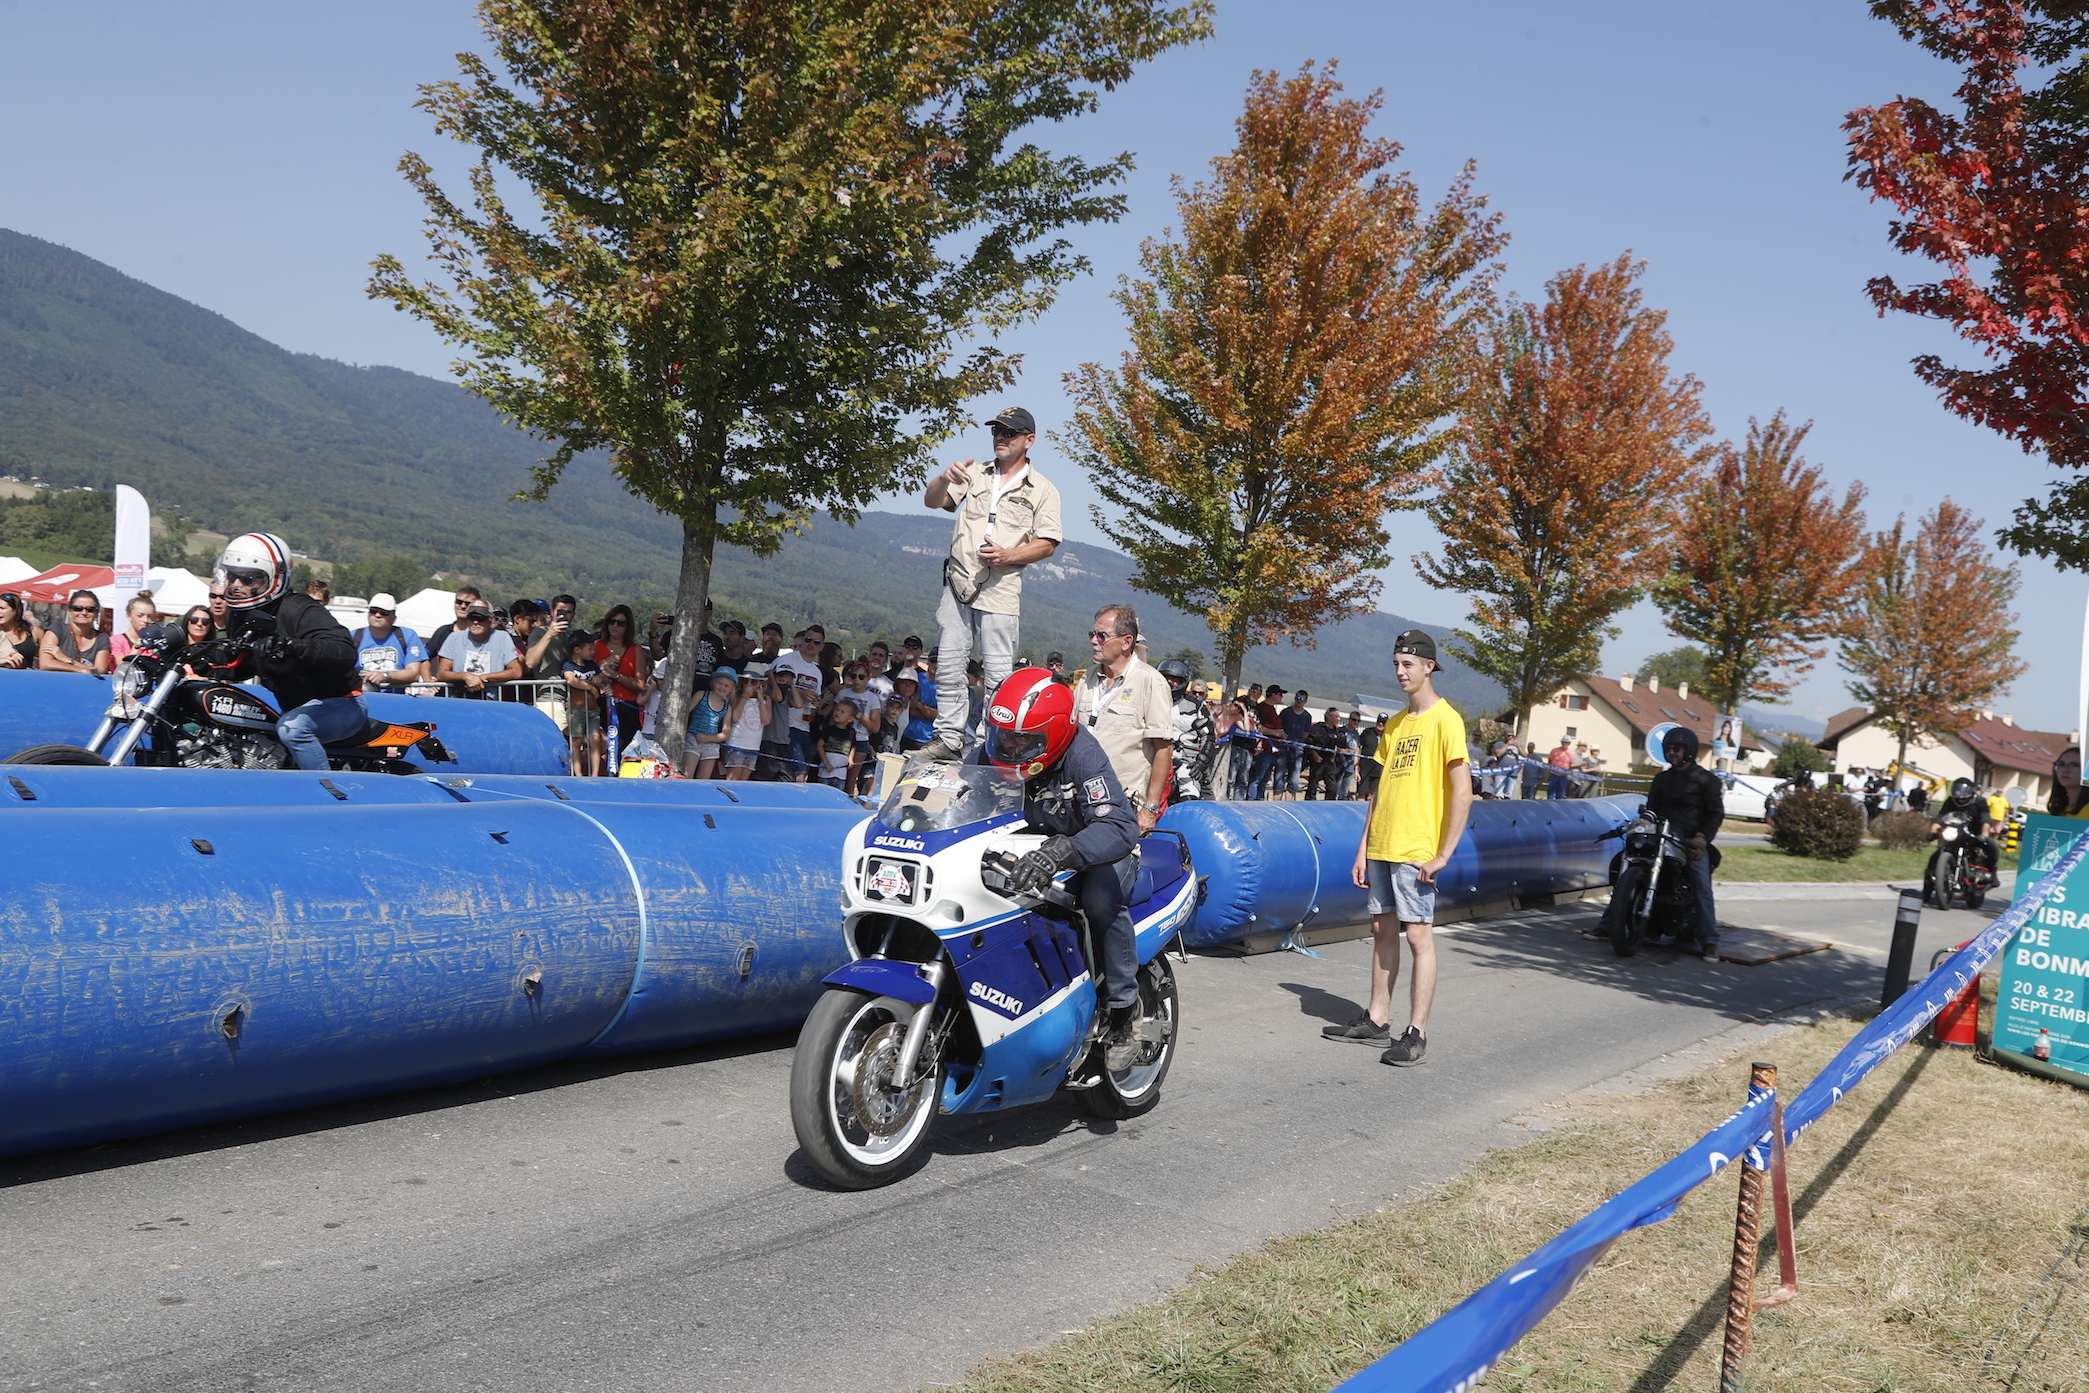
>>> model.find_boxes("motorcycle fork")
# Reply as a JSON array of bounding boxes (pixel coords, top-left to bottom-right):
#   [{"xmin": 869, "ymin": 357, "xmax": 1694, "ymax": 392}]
[
  {"xmin": 1637, "ymin": 853, "xmax": 1664, "ymax": 927},
  {"xmin": 100, "ymin": 669, "xmax": 185, "ymax": 766},
  {"xmin": 891, "ymin": 958, "xmax": 949, "ymax": 1089}
]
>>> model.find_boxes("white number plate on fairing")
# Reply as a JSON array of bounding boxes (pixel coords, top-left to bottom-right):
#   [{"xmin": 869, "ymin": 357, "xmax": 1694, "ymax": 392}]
[{"xmin": 865, "ymin": 857, "xmax": 920, "ymax": 905}]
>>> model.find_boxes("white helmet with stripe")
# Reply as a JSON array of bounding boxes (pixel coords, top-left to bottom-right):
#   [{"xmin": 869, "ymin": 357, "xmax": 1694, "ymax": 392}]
[{"xmin": 213, "ymin": 532, "xmax": 293, "ymax": 611}]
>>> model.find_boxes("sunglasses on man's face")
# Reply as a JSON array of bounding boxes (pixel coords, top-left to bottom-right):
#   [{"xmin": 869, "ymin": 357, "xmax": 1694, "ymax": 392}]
[
  {"xmin": 1088, "ymin": 629, "xmax": 1123, "ymax": 643},
  {"xmin": 989, "ymin": 425, "xmax": 1027, "ymax": 439},
  {"xmin": 71, "ymin": 605, "xmax": 99, "ymax": 614}
]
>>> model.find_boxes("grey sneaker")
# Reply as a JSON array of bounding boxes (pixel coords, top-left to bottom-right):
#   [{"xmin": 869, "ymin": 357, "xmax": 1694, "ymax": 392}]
[
  {"xmin": 1380, "ymin": 1026, "xmax": 1427, "ymax": 1067},
  {"xmin": 1321, "ymin": 1012, "xmax": 1392, "ymax": 1046},
  {"xmin": 917, "ymin": 733, "xmax": 966, "ymax": 764},
  {"xmin": 1104, "ymin": 1006, "xmax": 1140, "ymax": 1071},
  {"xmin": 1700, "ymin": 940, "xmax": 1721, "ymax": 962}
]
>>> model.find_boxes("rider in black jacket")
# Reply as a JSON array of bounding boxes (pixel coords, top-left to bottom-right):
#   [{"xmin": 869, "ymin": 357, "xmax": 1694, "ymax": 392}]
[
  {"xmin": 1600, "ymin": 726, "xmax": 1724, "ymax": 958},
  {"xmin": 214, "ymin": 532, "xmax": 362, "ymax": 771},
  {"xmin": 971, "ymin": 667, "xmax": 1144, "ymax": 1068}
]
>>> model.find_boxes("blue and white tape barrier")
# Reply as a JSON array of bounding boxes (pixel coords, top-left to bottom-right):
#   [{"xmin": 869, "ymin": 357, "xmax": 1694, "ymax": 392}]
[{"xmin": 1334, "ymin": 825, "xmax": 2089, "ymax": 1393}]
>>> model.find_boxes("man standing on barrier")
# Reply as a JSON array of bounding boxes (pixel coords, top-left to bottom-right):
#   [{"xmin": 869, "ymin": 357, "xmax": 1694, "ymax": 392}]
[
  {"xmin": 919, "ymin": 405, "xmax": 1063, "ymax": 761},
  {"xmin": 1325, "ymin": 630, "xmax": 1471, "ymax": 1065},
  {"xmin": 1600, "ymin": 726, "xmax": 1724, "ymax": 959}
]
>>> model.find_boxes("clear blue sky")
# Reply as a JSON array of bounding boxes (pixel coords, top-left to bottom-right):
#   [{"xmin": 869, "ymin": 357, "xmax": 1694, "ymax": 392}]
[{"xmin": 1, "ymin": 0, "xmax": 2078, "ymax": 734}]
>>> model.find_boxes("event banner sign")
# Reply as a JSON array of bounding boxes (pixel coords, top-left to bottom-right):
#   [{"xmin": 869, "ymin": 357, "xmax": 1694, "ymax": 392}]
[{"xmin": 1997, "ymin": 812, "xmax": 2089, "ymax": 1085}]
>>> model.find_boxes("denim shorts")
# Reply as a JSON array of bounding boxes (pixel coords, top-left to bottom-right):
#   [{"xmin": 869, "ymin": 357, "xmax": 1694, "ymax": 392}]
[{"xmin": 1365, "ymin": 860, "xmax": 1436, "ymax": 924}]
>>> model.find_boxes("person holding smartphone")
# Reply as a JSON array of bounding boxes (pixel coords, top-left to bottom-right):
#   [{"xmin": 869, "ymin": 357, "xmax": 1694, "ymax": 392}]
[{"xmin": 917, "ymin": 405, "xmax": 1063, "ymax": 760}]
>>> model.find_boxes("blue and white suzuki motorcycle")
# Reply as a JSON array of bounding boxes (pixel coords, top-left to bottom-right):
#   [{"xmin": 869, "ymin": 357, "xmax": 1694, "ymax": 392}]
[{"xmin": 789, "ymin": 759, "xmax": 1197, "ymax": 1189}]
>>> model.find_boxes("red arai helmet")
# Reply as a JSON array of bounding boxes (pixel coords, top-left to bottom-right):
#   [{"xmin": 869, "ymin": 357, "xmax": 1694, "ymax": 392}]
[{"xmin": 984, "ymin": 667, "xmax": 1077, "ymax": 778}]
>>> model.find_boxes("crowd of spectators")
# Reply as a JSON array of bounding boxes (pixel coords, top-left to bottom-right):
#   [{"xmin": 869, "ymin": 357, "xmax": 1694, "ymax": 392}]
[{"xmin": 7, "ymin": 579, "xmax": 1612, "ymax": 804}]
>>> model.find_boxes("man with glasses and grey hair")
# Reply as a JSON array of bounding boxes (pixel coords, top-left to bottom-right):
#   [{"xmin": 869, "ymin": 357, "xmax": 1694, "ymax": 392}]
[
  {"xmin": 1073, "ymin": 604, "xmax": 1174, "ymax": 835},
  {"xmin": 917, "ymin": 405, "xmax": 1063, "ymax": 760}
]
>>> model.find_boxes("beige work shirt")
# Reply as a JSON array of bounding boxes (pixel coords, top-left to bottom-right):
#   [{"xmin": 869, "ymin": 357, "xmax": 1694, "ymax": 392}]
[
  {"xmin": 1073, "ymin": 654, "xmax": 1174, "ymax": 809},
  {"xmin": 942, "ymin": 463, "xmax": 1063, "ymax": 616}
]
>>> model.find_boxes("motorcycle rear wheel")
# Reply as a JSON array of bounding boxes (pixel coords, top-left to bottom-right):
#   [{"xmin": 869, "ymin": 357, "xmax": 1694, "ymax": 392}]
[
  {"xmin": 789, "ymin": 989, "xmax": 942, "ymax": 1190},
  {"xmin": 1082, "ymin": 957, "xmax": 1178, "ymax": 1120},
  {"xmin": 4, "ymin": 744, "xmax": 109, "ymax": 766}
]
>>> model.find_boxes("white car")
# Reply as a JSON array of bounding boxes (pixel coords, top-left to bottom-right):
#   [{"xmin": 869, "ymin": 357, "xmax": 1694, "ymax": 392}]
[{"xmin": 1722, "ymin": 773, "xmax": 1784, "ymax": 822}]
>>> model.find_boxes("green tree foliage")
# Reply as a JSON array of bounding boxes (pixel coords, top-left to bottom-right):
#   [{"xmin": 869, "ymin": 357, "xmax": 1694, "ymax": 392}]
[
  {"xmin": 331, "ymin": 556, "xmax": 437, "ymax": 604},
  {"xmin": 1063, "ymin": 64, "xmax": 1504, "ymax": 698},
  {"xmin": 0, "ymin": 488, "xmax": 112, "ymax": 559},
  {"xmin": 1771, "ymin": 733, "xmax": 1829, "ymax": 779},
  {"xmin": 1770, "ymin": 787, "xmax": 1863, "ymax": 861},
  {"xmin": 1635, "ymin": 645, "xmax": 1708, "ymax": 692},
  {"xmin": 370, "ymin": 0, "xmax": 1210, "ymax": 760},
  {"xmin": 1162, "ymin": 647, "xmax": 1210, "ymax": 680}
]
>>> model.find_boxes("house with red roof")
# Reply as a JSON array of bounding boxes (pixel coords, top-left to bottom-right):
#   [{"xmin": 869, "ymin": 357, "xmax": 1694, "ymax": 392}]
[{"xmin": 1818, "ymin": 707, "xmax": 2075, "ymax": 806}]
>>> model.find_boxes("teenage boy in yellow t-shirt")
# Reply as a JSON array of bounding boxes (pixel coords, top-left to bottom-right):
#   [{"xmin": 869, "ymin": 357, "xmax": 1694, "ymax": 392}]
[{"xmin": 1323, "ymin": 630, "xmax": 1473, "ymax": 1066}]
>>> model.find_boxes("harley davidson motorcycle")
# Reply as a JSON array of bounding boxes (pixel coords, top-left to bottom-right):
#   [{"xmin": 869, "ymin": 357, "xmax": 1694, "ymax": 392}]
[
  {"xmin": 1924, "ymin": 807, "xmax": 1996, "ymax": 912},
  {"xmin": 789, "ymin": 760, "xmax": 1196, "ymax": 1189},
  {"xmin": 4, "ymin": 628, "xmax": 453, "ymax": 773}
]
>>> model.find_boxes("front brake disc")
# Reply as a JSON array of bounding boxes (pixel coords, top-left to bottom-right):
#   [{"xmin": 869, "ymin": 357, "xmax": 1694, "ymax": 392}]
[{"xmin": 851, "ymin": 1020, "xmax": 926, "ymax": 1139}]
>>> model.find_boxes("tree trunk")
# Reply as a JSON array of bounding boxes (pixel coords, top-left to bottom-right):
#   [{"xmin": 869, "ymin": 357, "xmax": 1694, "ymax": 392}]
[{"xmin": 655, "ymin": 504, "xmax": 717, "ymax": 765}]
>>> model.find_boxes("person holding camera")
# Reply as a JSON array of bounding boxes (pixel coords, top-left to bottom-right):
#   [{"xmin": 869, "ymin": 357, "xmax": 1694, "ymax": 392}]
[{"xmin": 917, "ymin": 405, "xmax": 1062, "ymax": 761}]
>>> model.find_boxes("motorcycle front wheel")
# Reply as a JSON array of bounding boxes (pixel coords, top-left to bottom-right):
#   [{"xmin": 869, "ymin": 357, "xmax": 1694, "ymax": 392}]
[
  {"xmin": 4, "ymin": 744, "xmax": 109, "ymax": 766},
  {"xmin": 789, "ymin": 989, "xmax": 942, "ymax": 1190},
  {"xmin": 1082, "ymin": 956, "xmax": 1179, "ymax": 1120}
]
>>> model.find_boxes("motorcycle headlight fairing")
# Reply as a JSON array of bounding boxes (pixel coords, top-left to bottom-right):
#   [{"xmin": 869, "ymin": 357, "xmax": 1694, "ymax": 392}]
[{"xmin": 1941, "ymin": 825, "xmax": 1960, "ymax": 842}]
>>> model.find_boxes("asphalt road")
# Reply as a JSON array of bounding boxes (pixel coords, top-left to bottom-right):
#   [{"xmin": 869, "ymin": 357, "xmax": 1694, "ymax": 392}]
[{"xmin": 3, "ymin": 887, "xmax": 1994, "ymax": 1393}]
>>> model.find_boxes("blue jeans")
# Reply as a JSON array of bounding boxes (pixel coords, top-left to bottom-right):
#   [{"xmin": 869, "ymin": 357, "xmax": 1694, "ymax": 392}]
[
  {"xmin": 1078, "ymin": 852, "xmax": 1141, "ymax": 1010},
  {"xmin": 788, "ymin": 727, "xmax": 819, "ymax": 781},
  {"xmin": 277, "ymin": 694, "xmax": 369, "ymax": 772},
  {"xmin": 1247, "ymin": 748, "xmax": 1279, "ymax": 800}
]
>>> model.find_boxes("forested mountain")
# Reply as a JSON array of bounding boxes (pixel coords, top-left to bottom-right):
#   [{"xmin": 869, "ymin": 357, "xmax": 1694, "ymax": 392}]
[{"xmin": 0, "ymin": 228, "xmax": 1504, "ymax": 713}]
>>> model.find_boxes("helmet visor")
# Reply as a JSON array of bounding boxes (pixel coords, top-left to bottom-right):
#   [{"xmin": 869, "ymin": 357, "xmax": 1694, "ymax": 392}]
[{"xmin": 987, "ymin": 724, "xmax": 1049, "ymax": 768}]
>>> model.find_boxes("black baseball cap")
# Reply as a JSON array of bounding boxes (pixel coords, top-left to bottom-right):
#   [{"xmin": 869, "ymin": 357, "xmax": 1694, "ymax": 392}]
[
  {"xmin": 1394, "ymin": 629, "xmax": 1438, "ymax": 666},
  {"xmin": 983, "ymin": 405, "xmax": 1036, "ymax": 434},
  {"xmin": 761, "ymin": 621, "xmax": 783, "ymax": 636}
]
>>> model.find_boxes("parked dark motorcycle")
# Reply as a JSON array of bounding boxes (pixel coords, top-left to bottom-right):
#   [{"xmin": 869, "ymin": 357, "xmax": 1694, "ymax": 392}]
[
  {"xmin": 3, "ymin": 629, "xmax": 452, "ymax": 773},
  {"xmin": 1923, "ymin": 808, "xmax": 1995, "ymax": 911},
  {"xmin": 1601, "ymin": 807, "xmax": 1721, "ymax": 957}
]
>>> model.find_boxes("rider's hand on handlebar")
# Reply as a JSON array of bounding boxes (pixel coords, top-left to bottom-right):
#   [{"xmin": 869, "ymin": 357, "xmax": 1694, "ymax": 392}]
[{"xmin": 1008, "ymin": 836, "xmax": 1075, "ymax": 896}]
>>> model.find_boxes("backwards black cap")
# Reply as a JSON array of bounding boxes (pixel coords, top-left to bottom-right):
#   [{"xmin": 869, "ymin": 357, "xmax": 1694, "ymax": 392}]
[{"xmin": 1393, "ymin": 629, "xmax": 1438, "ymax": 666}]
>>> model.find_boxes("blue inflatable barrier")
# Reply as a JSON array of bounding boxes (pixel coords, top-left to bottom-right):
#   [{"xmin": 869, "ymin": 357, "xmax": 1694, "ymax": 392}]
[
  {"xmin": 0, "ymin": 669, "xmax": 571, "ymax": 774},
  {"xmin": 0, "ymin": 764, "xmax": 1639, "ymax": 1158},
  {"xmin": 0, "ymin": 794, "xmax": 870, "ymax": 1158},
  {"xmin": 0, "ymin": 764, "xmax": 864, "ymax": 812},
  {"xmin": 1165, "ymin": 796, "xmax": 1637, "ymax": 948}
]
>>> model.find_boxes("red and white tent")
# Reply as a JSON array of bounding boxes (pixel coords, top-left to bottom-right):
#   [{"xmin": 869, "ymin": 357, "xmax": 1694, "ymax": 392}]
[{"xmin": 11, "ymin": 563, "xmax": 114, "ymax": 604}]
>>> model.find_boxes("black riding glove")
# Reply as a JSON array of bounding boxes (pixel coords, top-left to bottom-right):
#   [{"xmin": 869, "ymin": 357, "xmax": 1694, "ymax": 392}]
[
  {"xmin": 259, "ymin": 632, "xmax": 297, "ymax": 662},
  {"xmin": 1009, "ymin": 836, "xmax": 1076, "ymax": 896}
]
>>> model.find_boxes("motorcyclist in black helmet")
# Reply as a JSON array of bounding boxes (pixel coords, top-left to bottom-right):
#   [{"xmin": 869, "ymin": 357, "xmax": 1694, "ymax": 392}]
[
  {"xmin": 1156, "ymin": 659, "xmax": 1214, "ymax": 801},
  {"xmin": 1925, "ymin": 776, "xmax": 1999, "ymax": 901},
  {"xmin": 1599, "ymin": 726, "xmax": 1724, "ymax": 959},
  {"xmin": 213, "ymin": 532, "xmax": 361, "ymax": 771}
]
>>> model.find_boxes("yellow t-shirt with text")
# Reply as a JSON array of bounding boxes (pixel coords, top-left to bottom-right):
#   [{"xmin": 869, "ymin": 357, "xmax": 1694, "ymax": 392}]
[{"xmin": 1366, "ymin": 699, "xmax": 1466, "ymax": 864}]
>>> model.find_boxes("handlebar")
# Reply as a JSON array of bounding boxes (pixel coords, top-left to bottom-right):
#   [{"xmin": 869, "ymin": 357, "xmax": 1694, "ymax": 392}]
[{"xmin": 980, "ymin": 848, "xmax": 1079, "ymax": 910}]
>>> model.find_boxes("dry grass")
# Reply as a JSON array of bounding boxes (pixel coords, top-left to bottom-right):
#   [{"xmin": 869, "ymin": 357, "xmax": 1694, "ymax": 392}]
[{"xmin": 944, "ymin": 1017, "xmax": 2089, "ymax": 1393}]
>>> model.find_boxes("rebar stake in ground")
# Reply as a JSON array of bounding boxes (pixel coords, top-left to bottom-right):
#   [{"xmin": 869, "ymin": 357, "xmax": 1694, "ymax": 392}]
[{"xmin": 1720, "ymin": 1061, "xmax": 1776, "ymax": 1392}]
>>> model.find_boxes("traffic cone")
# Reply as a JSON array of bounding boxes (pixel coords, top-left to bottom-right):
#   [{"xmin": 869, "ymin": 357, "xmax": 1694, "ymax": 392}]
[{"xmin": 1929, "ymin": 940, "xmax": 1979, "ymax": 1048}]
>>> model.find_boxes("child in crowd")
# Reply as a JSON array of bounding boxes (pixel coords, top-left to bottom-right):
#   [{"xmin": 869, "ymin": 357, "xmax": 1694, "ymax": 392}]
[
  {"xmin": 717, "ymin": 663, "xmax": 770, "ymax": 783},
  {"xmin": 682, "ymin": 667, "xmax": 738, "ymax": 779},
  {"xmin": 562, "ymin": 644, "xmax": 605, "ymax": 776},
  {"xmin": 816, "ymin": 699, "xmax": 860, "ymax": 789}
]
